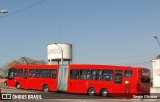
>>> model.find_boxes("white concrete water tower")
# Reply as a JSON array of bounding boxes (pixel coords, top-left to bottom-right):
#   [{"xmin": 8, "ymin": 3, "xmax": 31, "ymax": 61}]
[
  {"xmin": 47, "ymin": 43, "xmax": 73, "ymax": 65},
  {"xmin": 152, "ymin": 55, "xmax": 160, "ymax": 87}
]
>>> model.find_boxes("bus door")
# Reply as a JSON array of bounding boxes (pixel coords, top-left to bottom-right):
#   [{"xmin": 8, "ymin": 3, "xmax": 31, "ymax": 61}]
[
  {"xmin": 58, "ymin": 66, "xmax": 69, "ymax": 92},
  {"xmin": 113, "ymin": 70, "xmax": 123, "ymax": 96},
  {"xmin": 68, "ymin": 69, "xmax": 80, "ymax": 93},
  {"xmin": 27, "ymin": 69, "xmax": 36, "ymax": 89},
  {"xmin": 124, "ymin": 70, "xmax": 133, "ymax": 94},
  {"xmin": 22, "ymin": 69, "xmax": 28, "ymax": 89}
]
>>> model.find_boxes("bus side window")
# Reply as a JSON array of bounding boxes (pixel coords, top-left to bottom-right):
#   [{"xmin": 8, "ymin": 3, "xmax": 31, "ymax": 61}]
[
  {"xmin": 42, "ymin": 69, "xmax": 50, "ymax": 78},
  {"xmin": 80, "ymin": 69, "xmax": 90, "ymax": 80},
  {"xmin": 114, "ymin": 73, "xmax": 122, "ymax": 84},
  {"xmin": 102, "ymin": 70, "xmax": 114, "ymax": 81},
  {"xmin": 36, "ymin": 69, "xmax": 42, "ymax": 78},
  {"xmin": 70, "ymin": 69, "xmax": 79, "ymax": 79},
  {"xmin": 29, "ymin": 69, "xmax": 36, "ymax": 77},
  {"xmin": 17, "ymin": 69, "xmax": 23, "ymax": 77},
  {"xmin": 14, "ymin": 69, "xmax": 18, "ymax": 77},
  {"xmin": 50, "ymin": 69, "xmax": 56, "ymax": 78},
  {"xmin": 91, "ymin": 70, "xmax": 101, "ymax": 80},
  {"xmin": 23, "ymin": 69, "xmax": 28, "ymax": 78},
  {"xmin": 141, "ymin": 78, "xmax": 150, "ymax": 83},
  {"xmin": 124, "ymin": 70, "xmax": 133, "ymax": 78}
]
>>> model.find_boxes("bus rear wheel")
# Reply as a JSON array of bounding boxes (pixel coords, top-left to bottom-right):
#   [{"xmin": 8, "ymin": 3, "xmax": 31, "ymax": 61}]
[
  {"xmin": 43, "ymin": 85, "xmax": 49, "ymax": 92},
  {"xmin": 88, "ymin": 88, "xmax": 96, "ymax": 96},
  {"xmin": 16, "ymin": 83, "xmax": 20, "ymax": 89},
  {"xmin": 100, "ymin": 89, "xmax": 109, "ymax": 97}
]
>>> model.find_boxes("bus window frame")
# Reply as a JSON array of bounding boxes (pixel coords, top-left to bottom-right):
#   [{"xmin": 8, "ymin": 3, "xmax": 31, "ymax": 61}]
[
  {"xmin": 114, "ymin": 73, "xmax": 123, "ymax": 84},
  {"xmin": 70, "ymin": 69, "xmax": 79, "ymax": 80},
  {"xmin": 23, "ymin": 69, "xmax": 28, "ymax": 78},
  {"xmin": 124, "ymin": 70, "xmax": 133, "ymax": 78},
  {"xmin": 141, "ymin": 77, "xmax": 150, "ymax": 83},
  {"xmin": 102, "ymin": 70, "xmax": 114, "ymax": 81},
  {"xmin": 50, "ymin": 69, "xmax": 57, "ymax": 78},
  {"xmin": 91, "ymin": 69, "xmax": 101, "ymax": 80},
  {"xmin": 17, "ymin": 69, "xmax": 23, "ymax": 77},
  {"xmin": 29, "ymin": 69, "xmax": 36, "ymax": 78},
  {"xmin": 42, "ymin": 69, "xmax": 50, "ymax": 78},
  {"xmin": 80, "ymin": 69, "xmax": 90, "ymax": 80},
  {"xmin": 35, "ymin": 69, "xmax": 42, "ymax": 78}
]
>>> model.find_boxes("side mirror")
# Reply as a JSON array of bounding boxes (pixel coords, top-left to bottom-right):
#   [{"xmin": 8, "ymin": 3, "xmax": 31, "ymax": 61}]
[{"xmin": 4, "ymin": 81, "xmax": 7, "ymax": 86}]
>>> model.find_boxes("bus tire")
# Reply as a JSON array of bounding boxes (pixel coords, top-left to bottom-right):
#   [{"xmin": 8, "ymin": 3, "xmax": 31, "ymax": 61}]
[
  {"xmin": 88, "ymin": 88, "xmax": 96, "ymax": 96},
  {"xmin": 16, "ymin": 83, "xmax": 20, "ymax": 89},
  {"xmin": 100, "ymin": 89, "xmax": 109, "ymax": 97},
  {"xmin": 43, "ymin": 85, "xmax": 49, "ymax": 92},
  {"xmin": 4, "ymin": 81, "xmax": 7, "ymax": 86}
]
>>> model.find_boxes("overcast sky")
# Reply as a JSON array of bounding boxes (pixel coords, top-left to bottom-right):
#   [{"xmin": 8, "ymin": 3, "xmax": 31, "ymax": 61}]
[{"xmin": 0, "ymin": 0, "xmax": 160, "ymax": 69}]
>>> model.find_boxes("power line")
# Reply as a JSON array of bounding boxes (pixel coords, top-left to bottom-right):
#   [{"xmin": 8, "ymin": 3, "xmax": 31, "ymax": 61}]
[
  {"xmin": 0, "ymin": 0, "xmax": 47, "ymax": 19},
  {"xmin": 75, "ymin": 52, "xmax": 155, "ymax": 67},
  {"xmin": 76, "ymin": 53, "xmax": 157, "ymax": 59}
]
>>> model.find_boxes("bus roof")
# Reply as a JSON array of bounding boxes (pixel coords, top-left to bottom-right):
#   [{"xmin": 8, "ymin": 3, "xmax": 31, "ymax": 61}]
[
  {"xmin": 10, "ymin": 64, "xmax": 150, "ymax": 71},
  {"xmin": 10, "ymin": 64, "xmax": 59, "ymax": 69}
]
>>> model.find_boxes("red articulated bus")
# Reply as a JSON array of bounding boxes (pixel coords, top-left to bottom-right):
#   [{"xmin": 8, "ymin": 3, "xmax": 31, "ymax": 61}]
[{"xmin": 6, "ymin": 64, "xmax": 150, "ymax": 97}]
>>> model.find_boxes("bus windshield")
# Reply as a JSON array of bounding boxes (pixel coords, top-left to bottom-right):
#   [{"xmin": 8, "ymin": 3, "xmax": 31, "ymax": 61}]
[{"xmin": 8, "ymin": 68, "xmax": 17, "ymax": 79}]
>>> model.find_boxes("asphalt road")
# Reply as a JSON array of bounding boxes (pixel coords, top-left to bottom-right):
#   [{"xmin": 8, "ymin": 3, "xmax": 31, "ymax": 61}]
[{"xmin": 1, "ymin": 85, "xmax": 160, "ymax": 102}]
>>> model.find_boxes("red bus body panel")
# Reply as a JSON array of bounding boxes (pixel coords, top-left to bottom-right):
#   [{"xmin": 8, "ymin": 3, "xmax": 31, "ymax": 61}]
[
  {"xmin": 67, "ymin": 64, "xmax": 150, "ymax": 97},
  {"xmin": 7, "ymin": 64, "xmax": 59, "ymax": 92}
]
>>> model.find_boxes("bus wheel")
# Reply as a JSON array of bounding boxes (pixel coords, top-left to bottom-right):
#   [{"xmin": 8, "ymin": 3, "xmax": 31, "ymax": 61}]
[
  {"xmin": 100, "ymin": 89, "xmax": 109, "ymax": 97},
  {"xmin": 43, "ymin": 85, "xmax": 49, "ymax": 92},
  {"xmin": 88, "ymin": 88, "xmax": 96, "ymax": 96},
  {"xmin": 4, "ymin": 81, "xmax": 7, "ymax": 86},
  {"xmin": 16, "ymin": 83, "xmax": 20, "ymax": 89}
]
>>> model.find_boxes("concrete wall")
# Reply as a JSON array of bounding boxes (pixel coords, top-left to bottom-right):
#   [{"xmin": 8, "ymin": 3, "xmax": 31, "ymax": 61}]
[{"xmin": 150, "ymin": 87, "xmax": 160, "ymax": 98}]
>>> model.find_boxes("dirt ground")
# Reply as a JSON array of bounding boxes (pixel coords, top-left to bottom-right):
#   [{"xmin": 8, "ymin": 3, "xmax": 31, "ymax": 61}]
[{"xmin": 0, "ymin": 79, "xmax": 6, "ymax": 85}]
